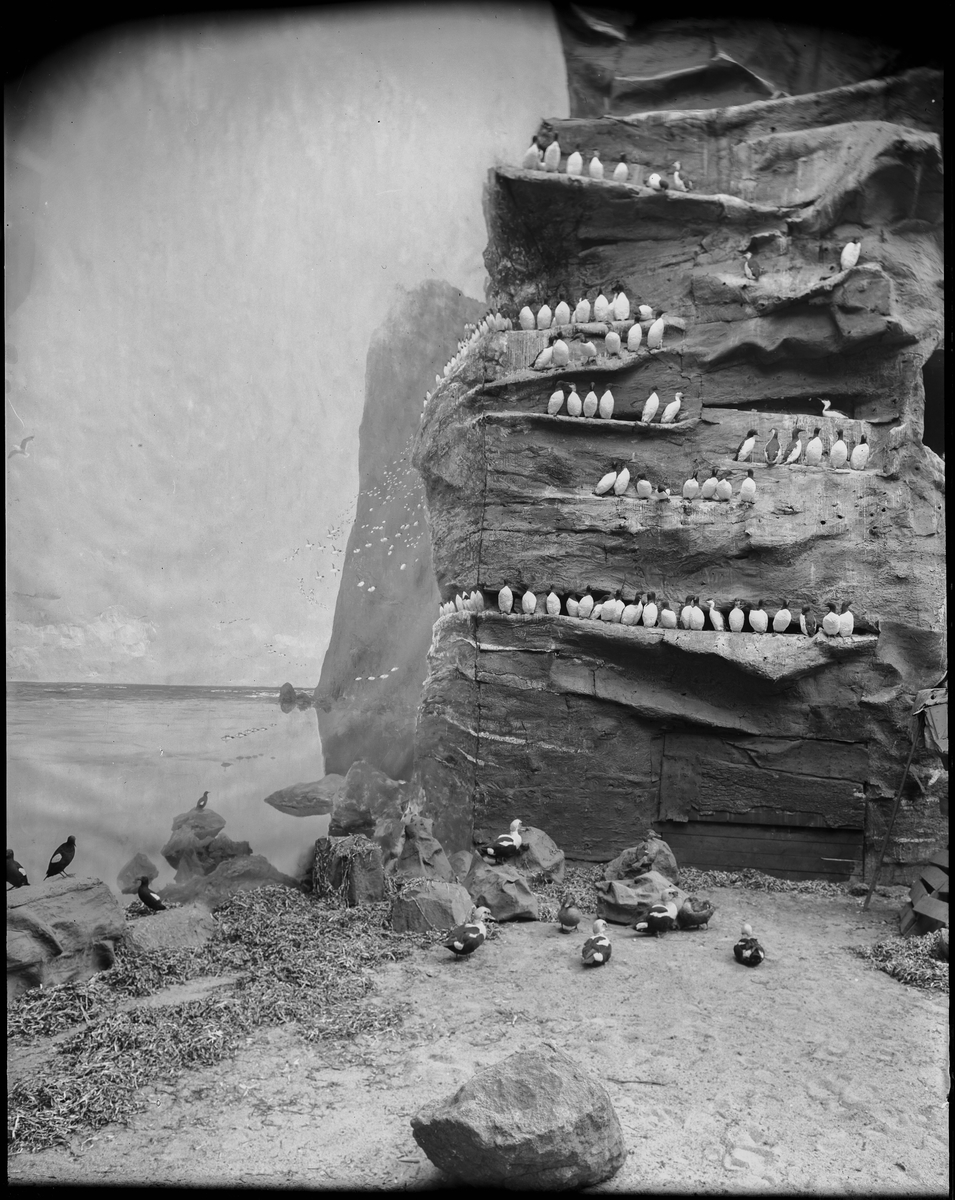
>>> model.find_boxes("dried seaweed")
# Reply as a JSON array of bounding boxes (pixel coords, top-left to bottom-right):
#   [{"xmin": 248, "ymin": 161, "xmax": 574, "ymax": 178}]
[
  {"xmin": 850, "ymin": 929, "xmax": 949, "ymax": 993},
  {"xmin": 8, "ymin": 884, "xmax": 421, "ymax": 1155}
]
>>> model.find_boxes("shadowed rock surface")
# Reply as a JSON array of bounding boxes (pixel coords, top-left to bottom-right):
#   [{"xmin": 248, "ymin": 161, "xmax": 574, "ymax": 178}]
[
  {"xmin": 263, "ymin": 775, "xmax": 345, "ymax": 818},
  {"xmin": 409, "ymin": 33, "xmax": 944, "ymax": 880}
]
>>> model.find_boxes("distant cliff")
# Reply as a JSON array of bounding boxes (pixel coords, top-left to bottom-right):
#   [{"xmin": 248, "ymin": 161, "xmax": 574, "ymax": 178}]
[{"xmin": 315, "ymin": 281, "xmax": 485, "ymax": 781}]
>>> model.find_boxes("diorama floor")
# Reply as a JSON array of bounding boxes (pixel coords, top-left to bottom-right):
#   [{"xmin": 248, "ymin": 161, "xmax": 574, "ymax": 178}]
[{"xmin": 8, "ymin": 887, "xmax": 949, "ymax": 1193}]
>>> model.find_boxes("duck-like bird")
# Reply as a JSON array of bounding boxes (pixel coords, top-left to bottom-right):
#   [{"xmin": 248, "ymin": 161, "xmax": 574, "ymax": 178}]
[
  {"xmin": 557, "ymin": 896, "xmax": 583, "ymax": 933},
  {"xmin": 635, "ymin": 899, "xmax": 679, "ymax": 936},
  {"xmin": 138, "ymin": 876, "xmax": 167, "ymax": 913},
  {"xmin": 743, "ymin": 251, "xmax": 762, "ymax": 282},
  {"xmin": 733, "ymin": 923, "xmax": 766, "ymax": 967},
  {"xmin": 483, "ymin": 819, "xmax": 525, "ymax": 863},
  {"xmin": 443, "ymin": 906, "xmax": 492, "ymax": 959},
  {"xmin": 581, "ymin": 919, "xmax": 612, "ymax": 966},
  {"xmin": 646, "ymin": 172, "xmax": 668, "ymax": 192},
  {"xmin": 672, "ymin": 161, "xmax": 692, "ymax": 191},
  {"xmin": 45, "ymin": 835, "xmax": 76, "ymax": 879},
  {"xmin": 677, "ymin": 897, "xmax": 716, "ymax": 929},
  {"xmin": 734, "ymin": 429, "xmax": 758, "ymax": 461},
  {"xmin": 781, "ymin": 428, "xmax": 806, "ymax": 465},
  {"xmin": 7, "ymin": 849, "xmax": 29, "ymax": 888}
]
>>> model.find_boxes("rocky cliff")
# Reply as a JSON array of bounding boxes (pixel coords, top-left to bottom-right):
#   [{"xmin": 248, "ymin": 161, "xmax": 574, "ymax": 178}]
[{"xmin": 409, "ymin": 37, "xmax": 944, "ymax": 880}]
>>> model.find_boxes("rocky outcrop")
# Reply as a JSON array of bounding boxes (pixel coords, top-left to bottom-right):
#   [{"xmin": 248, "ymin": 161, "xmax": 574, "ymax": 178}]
[
  {"xmin": 463, "ymin": 859, "xmax": 539, "ymax": 922},
  {"xmin": 329, "ymin": 759, "xmax": 419, "ymax": 837},
  {"xmin": 160, "ymin": 855, "xmax": 299, "ymax": 908},
  {"xmin": 394, "ymin": 816, "xmax": 455, "ymax": 882},
  {"xmin": 312, "ymin": 835, "xmax": 385, "ymax": 906},
  {"xmin": 279, "ymin": 682, "xmax": 313, "ymax": 712},
  {"xmin": 409, "ymin": 55, "xmax": 945, "ymax": 880},
  {"xmin": 7, "ymin": 876, "xmax": 125, "ymax": 1000},
  {"xmin": 390, "ymin": 879, "xmax": 473, "ymax": 933},
  {"xmin": 411, "ymin": 1045, "xmax": 627, "ymax": 1190},
  {"xmin": 116, "ymin": 852, "xmax": 160, "ymax": 895},
  {"xmin": 596, "ymin": 873, "xmax": 686, "ymax": 925},
  {"xmin": 604, "ymin": 834, "xmax": 680, "ymax": 885},
  {"xmin": 263, "ymin": 775, "xmax": 345, "ymax": 817},
  {"xmin": 124, "ymin": 906, "xmax": 216, "ymax": 953}
]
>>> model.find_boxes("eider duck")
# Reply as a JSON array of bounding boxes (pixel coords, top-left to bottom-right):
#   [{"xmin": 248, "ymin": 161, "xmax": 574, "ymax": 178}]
[
  {"xmin": 443, "ymin": 906, "xmax": 492, "ymax": 959},
  {"xmin": 733, "ymin": 923, "xmax": 766, "ymax": 967},
  {"xmin": 483, "ymin": 819, "xmax": 525, "ymax": 863},
  {"xmin": 557, "ymin": 896, "xmax": 583, "ymax": 933},
  {"xmin": 635, "ymin": 900, "xmax": 679, "ymax": 936},
  {"xmin": 581, "ymin": 919, "xmax": 612, "ymax": 966}
]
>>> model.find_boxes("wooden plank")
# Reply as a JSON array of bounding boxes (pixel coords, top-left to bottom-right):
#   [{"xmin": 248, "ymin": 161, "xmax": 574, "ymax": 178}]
[
  {"xmin": 686, "ymin": 807, "xmax": 859, "ymax": 830},
  {"xmin": 695, "ymin": 760, "xmax": 864, "ymax": 828},
  {"xmin": 918, "ymin": 865, "xmax": 949, "ymax": 893},
  {"xmin": 654, "ymin": 819, "xmax": 863, "ymax": 879}
]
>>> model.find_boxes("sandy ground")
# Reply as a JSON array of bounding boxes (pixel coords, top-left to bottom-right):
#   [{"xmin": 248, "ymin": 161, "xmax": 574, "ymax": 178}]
[{"xmin": 8, "ymin": 886, "xmax": 949, "ymax": 1193}]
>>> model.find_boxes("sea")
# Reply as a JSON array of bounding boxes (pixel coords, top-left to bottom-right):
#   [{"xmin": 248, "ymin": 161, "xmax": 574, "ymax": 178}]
[{"xmin": 6, "ymin": 682, "xmax": 331, "ymax": 900}]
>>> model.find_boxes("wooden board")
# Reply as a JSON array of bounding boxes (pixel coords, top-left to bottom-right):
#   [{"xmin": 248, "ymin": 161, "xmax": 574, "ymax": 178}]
[{"xmin": 654, "ymin": 819, "xmax": 864, "ymax": 881}]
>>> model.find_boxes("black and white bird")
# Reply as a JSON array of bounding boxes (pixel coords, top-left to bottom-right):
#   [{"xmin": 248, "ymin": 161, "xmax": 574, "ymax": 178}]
[
  {"xmin": 700, "ymin": 468, "xmax": 719, "ymax": 500},
  {"xmin": 822, "ymin": 602, "xmax": 841, "ymax": 636},
  {"xmin": 772, "ymin": 600, "xmax": 792, "ymax": 633},
  {"xmin": 804, "ymin": 427, "xmax": 825, "ymax": 466},
  {"xmin": 45, "ymin": 835, "xmax": 76, "ymax": 879},
  {"xmin": 635, "ymin": 899, "xmax": 679, "ymax": 936},
  {"xmin": 781, "ymin": 428, "xmax": 806, "ymax": 465},
  {"xmin": 594, "ymin": 461, "xmax": 621, "ymax": 496},
  {"xmin": 443, "ymin": 907, "xmax": 492, "ymax": 959},
  {"xmin": 743, "ymin": 251, "xmax": 762, "ymax": 282},
  {"xmin": 682, "ymin": 470, "xmax": 700, "ymax": 500},
  {"xmin": 660, "ymin": 391, "xmax": 683, "ymax": 424},
  {"xmin": 799, "ymin": 606, "xmax": 817, "ymax": 636},
  {"xmin": 739, "ymin": 469, "xmax": 757, "ymax": 503},
  {"xmin": 840, "ymin": 238, "xmax": 861, "ymax": 271},
  {"xmin": 764, "ymin": 428, "xmax": 781, "ymax": 465},
  {"xmin": 7, "ymin": 849, "xmax": 29, "ymax": 888},
  {"xmin": 734, "ymin": 429, "xmax": 758, "ymax": 462},
  {"xmin": 646, "ymin": 172, "xmax": 668, "ymax": 192},
  {"xmin": 830, "ymin": 430, "xmax": 849, "ymax": 470},
  {"xmin": 521, "ymin": 137, "xmax": 543, "ymax": 170},
  {"xmin": 671, "ymin": 161, "xmax": 692, "ymax": 191},
  {"xmin": 613, "ymin": 155, "xmax": 629, "ymax": 183},
  {"xmin": 498, "ymin": 582, "xmax": 514, "ymax": 615},
  {"xmin": 196, "ymin": 791, "xmax": 209, "ymax": 810},
  {"xmin": 8, "ymin": 436, "xmax": 35, "ymax": 459},
  {"xmin": 706, "ymin": 600, "xmax": 725, "ymax": 632},
  {"xmin": 748, "ymin": 600, "xmax": 769, "ymax": 634},
  {"xmin": 566, "ymin": 144, "xmax": 583, "ymax": 176},
  {"xmin": 733, "ymin": 923, "xmax": 766, "ymax": 967},
  {"xmin": 838, "ymin": 600, "xmax": 855, "ymax": 637},
  {"xmin": 728, "ymin": 599, "xmax": 745, "ymax": 633},
  {"xmin": 483, "ymin": 819, "xmax": 525, "ymax": 863},
  {"xmin": 850, "ymin": 435, "xmax": 870, "ymax": 470},
  {"xmin": 581, "ymin": 919, "xmax": 612, "ymax": 966},
  {"xmin": 640, "ymin": 388, "xmax": 660, "ymax": 424},
  {"xmin": 138, "ymin": 876, "xmax": 167, "ymax": 912},
  {"xmin": 557, "ymin": 896, "xmax": 583, "ymax": 933}
]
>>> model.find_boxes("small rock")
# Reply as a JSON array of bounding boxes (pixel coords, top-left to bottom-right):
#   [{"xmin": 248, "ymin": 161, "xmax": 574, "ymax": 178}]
[
  {"xmin": 411, "ymin": 1045, "xmax": 626, "ymax": 1190},
  {"xmin": 464, "ymin": 859, "xmax": 539, "ymax": 921},
  {"xmin": 197, "ymin": 833, "xmax": 252, "ymax": 874},
  {"xmin": 117, "ymin": 852, "xmax": 160, "ymax": 895},
  {"xmin": 513, "ymin": 826, "xmax": 565, "ymax": 883},
  {"xmin": 313, "ymin": 835, "xmax": 385, "ymax": 905},
  {"xmin": 596, "ymin": 871, "xmax": 685, "ymax": 924},
  {"xmin": 124, "ymin": 905, "xmax": 216, "ymax": 952},
  {"xmin": 390, "ymin": 880, "xmax": 474, "ymax": 933},
  {"xmin": 395, "ymin": 816, "xmax": 455, "ymax": 882},
  {"xmin": 603, "ymin": 834, "xmax": 679, "ymax": 885},
  {"xmin": 161, "ymin": 855, "xmax": 299, "ymax": 907}
]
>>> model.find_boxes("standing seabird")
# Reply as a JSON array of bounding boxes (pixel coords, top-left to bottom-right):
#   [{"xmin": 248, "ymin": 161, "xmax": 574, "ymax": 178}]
[
  {"xmin": 543, "ymin": 135, "xmax": 561, "ymax": 173},
  {"xmin": 196, "ymin": 791, "xmax": 209, "ymax": 810},
  {"xmin": 660, "ymin": 391, "xmax": 683, "ymax": 424},
  {"xmin": 582, "ymin": 383, "xmax": 599, "ymax": 418},
  {"xmin": 7, "ymin": 849, "xmax": 29, "ymax": 888},
  {"xmin": 627, "ymin": 321, "xmax": 643, "ymax": 352},
  {"xmin": 728, "ymin": 599, "xmax": 745, "ymax": 632},
  {"xmin": 566, "ymin": 383, "xmax": 582, "ymax": 418},
  {"xmin": 138, "ymin": 876, "xmax": 167, "ymax": 913},
  {"xmin": 647, "ymin": 313, "xmax": 666, "ymax": 350},
  {"xmin": 588, "ymin": 149, "xmax": 604, "ymax": 180},
  {"xmin": 443, "ymin": 907, "xmax": 492, "ymax": 959},
  {"xmin": 781, "ymin": 428, "xmax": 806, "ymax": 465},
  {"xmin": 748, "ymin": 601, "xmax": 769, "ymax": 633},
  {"xmin": 612, "ymin": 155, "xmax": 629, "ymax": 183},
  {"xmin": 734, "ymin": 429, "xmax": 758, "ymax": 462},
  {"xmin": 822, "ymin": 602, "xmax": 841, "ymax": 636},
  {"xmin": 682, "ymin": 471, "xmax": 700, "ymax": 500},
  {"xmin": 498, "ymin": 582, "xmax": 514, "ymax": 615},
  {"xmin": 739, "ymin": 469, "xmax": 757, "ymax": 503},
  {"xmin": 521, "ymin": 137, "xmax": 543, "ymax": 170},
  {"xmin": 840, "ymin": 238, "xmax": 862, "ymax": 271},
  {"xmin": 566, "ymin": 145, "xmax": 583, "ymax": 176},
  {"xmin": 799, "ymin": 606, "xmax": 817, "ymax": 636},
  {"xmin": 45, "ymin": 835, "xmax": 77, "ymax": 879},
  {"xmin": 640, "ymin": 388, "xmax": 660, "ymax": 424},
  {"xmin": 581, "ymin": 919, "xmax": 612, "ymax": 966},
  {"xmin": 547, "ymin": 386, "xmax": 565, "ymax": 416},
  {"xmin": 772, "ymin": 600, "xmax": 792, "ymax": 633},
  {"xmin": 830, "ymin": 430, "xmax": 849, "ymax": 470},
  {"xmin": 850, "ymin": 435, "xmax": 870, "ymax": 470},
  {"xmin": 700, "ymin": 468, "xmax": 719, "ymax": 500},
  {"xmin": 764, "ymin": 428, "xmax": 781, "ymax": 465},
  {"xmin": 706, "ymin": 600, "xmax": 725, "ymax": 632},
  {"xmin": 804, "ymin": 427, "xmax": 825, "ymax": 466}
]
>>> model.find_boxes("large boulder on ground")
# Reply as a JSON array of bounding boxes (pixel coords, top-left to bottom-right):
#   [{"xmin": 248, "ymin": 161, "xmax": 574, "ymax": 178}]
[
  {"xmin": 464, "ymin": 859, "xmax": 539, "ymax": 922},
  {"xmin": 160, "ymin": 855, "xmax": 299, "ymax": 907},
  {"xmin": 513, "ymin": 827, "xmax": 565, "ymax": 884},
  {"xmin": 372, "ymin": 814, "xmax": 407, "ymax": 873},
  {"xmin": 390, "ymin": 879, "xmax": 474, "ymax": 933},
  {"xmin": 7, "ymin": 876, "xmax": 126, "ymax": 1001},
  {"xmin": 197, "ymin": 833, "xmax": 253, "ymax": 874},
  {"xmin": 160, "ymin": 828, "xmax": 206, "ymax": 882},
  {"xmin": 312, "ymin": 835, "xmax": 386, "ymax": 905},
  {"xmin": 263, "ymin": 775, "xmax": 345, "ymax": 817},
  {"xmin": 394, "ymin": 816, "xmax": 455, "ymax": 882},
  {"xmin": 596, "ymin": 872, "xmax": 686, "ymax": 925},
  {"xmin": 603, "ymin": 833, "xmax": 680, "ymax": 885},
  {"xmin": 124, "ymin": 905, "xmax": 216, "ymax": 952},
  {"xmin": 329, "ymin": 760, "xmax": 414, "ymax": 837},
  {"xmin": 411, "ymin": 1045, "xmax": 627, "ymax": 1190},
  {"xmin": 169, "ymin": 806, "xmax": 227, "ymax": 845},
  {"xmin": 449, "ymin": 850, "xmax": 477, "ymax": 881},
  {"xmin": 117, "ymin": 852, "xmax": 160, "ymax": 895}
]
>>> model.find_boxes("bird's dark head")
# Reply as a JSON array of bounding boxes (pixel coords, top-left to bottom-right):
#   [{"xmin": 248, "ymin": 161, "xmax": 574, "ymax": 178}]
[
  {"xmin": 141, "ymin": 876, "xmax": 150, "ymax": 885},
  {"xmin": 67, "ymin": 835, "xmax": 76, "ymax": 846},
  {"xmin": 6, "ymin": 850, "xmax": 13, "ymax": 859}
]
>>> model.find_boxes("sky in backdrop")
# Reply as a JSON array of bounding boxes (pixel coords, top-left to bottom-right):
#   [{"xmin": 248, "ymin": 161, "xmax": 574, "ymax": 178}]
[{"xmin": 5, "ymin": 3, "xmax": 568, "ymax": 686}]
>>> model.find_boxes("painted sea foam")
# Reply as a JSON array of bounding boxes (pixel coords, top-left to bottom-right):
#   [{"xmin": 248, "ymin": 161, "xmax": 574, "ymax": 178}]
[{"xmin": 6, "ymin": 682, "xmax": 329, "ymax": 899}]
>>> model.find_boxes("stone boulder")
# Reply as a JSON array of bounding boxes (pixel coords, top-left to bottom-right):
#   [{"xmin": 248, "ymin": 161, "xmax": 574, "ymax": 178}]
[
  {"xmin": 197, "ymin": 833, "xmax": 252, "ymax": 874},
  {"xmin": 160, "ymin": 827, "xmax": 206, "ymax": 882},
  {"xmin": 411, "ymin": 1045, "xmax": 627, "ymax": 1190},
  {"xmin": 279, "ymin": 682, "xmax": 314, "ymax": 712},
  {"xmin": 329, "ymin": 760, "xmax": 413, "ymax": 837},
  {"xmin": 116, "ymin": 852, "xmax": 160, "ymax": 895},
  {"xmin": 394, "ymin": 816, "xmax": 455, "ymax": 882},
  {"xmin": 160, "ymin": 855, "xmax": 299, "ymax": 908},
  {"xmin": 449, "ymin": 849, "xmax": 477, "ymax": 881},
  {"xmin": 169, "ymin": 806, "xmax": 227, "ymax": 845},
  {"xmin": 312, "ymin": 835, "xmax": 386, "ymax": 906},
  {"xmin": 603, "ymin": 833, "xmax": 680, "ymax": 886},
  {"xmin": 7, "ymin": 876, "xmax": 126, "ymax": 1001},
  {"xmin": 596, "ymin": 872, "xmax": 686, "ymax": 925},
  {"xmin": 512, "ymin": 826, "xmax": 565, "ymax": 884},
  {"xmin": 263, "ymin": 775, "xmax": 345, "ymax": 817},
  {"xmin": 372, "ymin": 814, "xmax": 407, "ymax": 873},
  {"xmin": 464, "ymin": 859, "xmax": 539, "ymax": 922},
  {"xmin": 124, "ymin": 905, "xmax": 216, "ymax": 953},
  {"xmin": 390, "ymin": 879, "xmax": 474, "ymax": 933}
]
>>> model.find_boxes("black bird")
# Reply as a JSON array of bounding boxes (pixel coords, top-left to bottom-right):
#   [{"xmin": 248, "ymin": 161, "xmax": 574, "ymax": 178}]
[
  {"xmin": 7, "ymin": 849, "xmax": 29, "ymax": 888},
  {"xmin": 138, "ymin": 876, "xmax": 167, "ymax": 912},
  {"xmin": 196, "ymin": 791, "xmax": 209, "ymax": 810},
  {"xmin": 45, "ymin": 835, "xmax": 76, "ymax": 879}
]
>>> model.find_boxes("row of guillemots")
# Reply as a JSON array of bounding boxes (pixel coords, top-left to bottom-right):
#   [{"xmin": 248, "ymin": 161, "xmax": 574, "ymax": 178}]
[
  {"xmin": 438, "ymin": 587, "xmax": 858, "ymax": 637},
  {"xmin": 6, "ymin": 792, "xmax": 215, "ymax": 906},
  {"xmin": 443, "ymin": 821, "xmax": 764, "ymax": 968}
]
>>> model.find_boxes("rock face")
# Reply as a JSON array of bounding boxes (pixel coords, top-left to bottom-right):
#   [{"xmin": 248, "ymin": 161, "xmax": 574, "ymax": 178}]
[
  {"xmin": 394, "ymin": 816, "xmax": 455, "ymax": 882},
  {"xmin": 604, "ymin": 835, "xmax": 680, "ymax": 885},
  {"xmin": 390, "ymin": 879, "xmax": 473, "ymax": 933},
  {"xmin": 124, "ymin": 906, "xmax": 217, "ymax": 953},
  {"xmin": 160, "ymin": 856, "xmax": 300, "ymax": 908},
  {"xmin": 409, "ymin": 43, "xmax": 945, "ymax": 883},
  {"xmin": 464, "ymin": 859, "xmax": 539, "ymax": 922},
  {"xmin": 263, "ymin": 775, "xmax": 345, "ymax": 817},
  {"xmin": 411, "ymin": 1045, "xmax": 627, "ymax": 1190},
  {"xmin": 596, "ymin": 873, "xmax": 686, "ymax": 925},
  {"xmin": 7, "ymin": 876, "xmax": 125, "ymax": 1000},
  {"xmin": 117, "ymin": 852, "xmax": 160, "ymax": 895},
  {"xmin": 312, "ymin": 835, "xmax": 385, "ymax": 906},
  {"xmin": 329, "ymin": 759, "xmax": 417, "ymax": 837}
]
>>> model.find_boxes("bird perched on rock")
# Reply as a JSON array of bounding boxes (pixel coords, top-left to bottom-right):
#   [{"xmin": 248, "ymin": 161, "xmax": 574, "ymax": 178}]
[
  {"xmin": 822, "ymin": 602, "xmax": 841, "ymax": 636},
  {"xmin": 138, "ymin": 876, "xmax": 167, "ymax": 913},
  {"xmin": 566, "ymin": 592, "xmax": 580, "ymax": 618},
  {"xmin": 635, "ymin": 473, "xmax": 653, "ymax": 499},
  {"xmin": 578, "ymin": 586, "xmax": 595, "ymax": 619},
  {"xmin": 640, "ymin": 388, "xmax": 660, "ymax": 424},
  {"xmin": 521, "ymin": 588, "xmax": 537, "ymax": 616},
  {"xmin": 642, "ymin": 592, "xmax": 659, "ymax": 627},
  {"xmin": 573, "ymin": 296, "xmax": 591, "ymax": 324},
  {"xmin": 677, "ymin": 897, "xmax": 715, "ymax": 929},
  {"xmin": 443, "ymin": 907, "xmax": 492, "ymax": 959},
  {"xmin": 680, "ymin": 596, "xmax": 696, "ymax": 629},
  {"xmin": 613, "ymin": 460, "xmax": 631, "ymax": 496},
  {"xmin": 733, "ymin": 923, "xmax": 766, "ymax": 967},
  {"xmin": 635, "ymin": 900, "xmax": 679, "ymax": 936},
  {"xmin": 601, "ymin": 590, "xmax": 623, "ymax": 623},
  {"xmin": 734, "ymin": 429, "xmax": 758, "ymax": 461},
  {"xmin": 604, "ymin": 330, "xmax": 621, "ymax": 357},
  {"xmin": 658, "ymin": 602, "xmax": 678, "ymax": 629},
  {"xmin": 672, "ymin": 161, "xmax": 692, "ymax": 191},
  {"xmin": 637, "ymin": 304, "xmax": 654, "ymax": 321},
  {"xmin": 773, "ymin": 601, "xmax": 792, "ymax": 633},
  {"xmin": 748, "ymin": 600, "xmax": 768, "ymax": 633},
  {"xmin": 537, "ymin": 303, "xmax": 553, "ymax": 331},
  {"xmin": 689, "ymin": 597, "xmax": 706, "ymax": 631},
  {"xmin": 850, "ymin": 435, "xmax": 870, "ymax": 470},
  {"xmin": 626, "ymin": 321, "xmax": 643, "ymax": 352},
  {"xmin": 554, "ymin": 299, "xmax": 571, "ymax": 327},
  {"xmin": 594, "ymin": 462, "xmax": 620, "ymax": 496},
  {"xmin": 799, "ymin": 606, "xmax": 817, "ymax": 636},
  {"xmin": 580, "ymin": 341, "xmax": 598, "ymax": 362},
  {"xmin": 830, "ymin": 430, "xmax": 849, "ymax": 469},
  {"xmin": 545, "ymin": 586, "xmax": 561, "ymax": 617},
  {"xmin": 838, "ymin": 600, "xmax": 855, "ymax": 637},
  {"xmin": 7, "ymin": 849, "xmax": 29, "ymax": 888},
  {"xmin": 781, "ymin": 428, "xmax": 806, "ymax": 465},
  {"xmin": 543, "ymin": 135, "xmax": 561, "ymax": 173},
  {"xmin": 661, "ymin": 391, "xmax": 683, "ymax": 424},
  {"xmin": 840, "ymin": 238, "xmax": 861, "ymax": 271},
  {"xmin": 581, "ymin": 919, "xmax": 612, "ymax": 966},
  {"xmin": 483, "ymin": 819, "xmax": 525, "ymax": 863},
  {"xmin": 552, "ymin": 338, "xmax": 570, "ymax": 367},
  {"xmin": 547, "ymin": 386, "xmax": 565, "ymax": 416},
  {"xmin": 706, "ymin": 600, "xmax": 725, "ymax": 632},
  {"xmin": 521, "ymin": 137, "xmax": 543, "ymax": 170},
  {"xmin": 593, "ymin": 292, "xmax": 612, "ymax": 323},
  {"xmin": 519, "ymin": 305, "xmax": 535, "ymax": 330},
  {"xmin": 557, "ymin": 896, "xmax": 583, "ymax": 933},
  {"xmin": 582, "ymin": 383, "xmax": 599, "ymax": 419},
  {"xmin": 743, "ymin": 251, "xmax": 762, "ymax": 282},
  {"xmin": 715, "ymin": 471, "xmax": 733, "ymax": 501},
  {"xmin": 804, "ymin": 427, "xmax": 825, "ymax": 466},
  {"xmin": 588, "ymin": 149, "xmax": 604, "ymax": 180},
  {"xmin": 566, "ymin": 144, "xmax": 583, "ymax": 176},
  {"xmin": 566, "ymin": 383, "xmax": 582, "ymax": 418},
  {"xmin": 612, "ymin": 287, "xmax": 630, "ymax": 322},
  {"xmin": 729, "ymin": 599, "xmax": 745, "ymax": 632},
  {"xmin": 653, "ymin": 483, "xmax": 671, "ymax": 502},
  {"xmin": 646, "ymin": 172, "xmax": 667, "ymax": 192},
  {"xmin": 739, "ymin": 469, "xmax": 757, "ymax": 503},
  {"xmin": 533, "ymin": 346, "xmax": 553, "ymax": 371},
  {"xmin": 647, "ymin": 313, "xmax": 666, "ymax": 350},
  {"xmin": 497, "ymin": 582, "xmax": 514, "ymax": 615},
  {"xmin": 196, "ymin": 791, "xmax": 209, "ymax": 810},
  {"xmin": 613, "ymin": 155, "xmax": 629, "ymax": 183},
  {"xmin": 621, "ymin": 595, "xmax": 643, "ymax": 625},
  {"xmin": 700, "ymin": 468, "xmax": 719, "ymax": 500},
  {"xmin": 682, "ymin": 471, "xmax": 700, "ymax": 500},
  {"xmin": 45, "ymin": 835, "xmax": 76, "ymax": 879},
  {"xmin": 764, "ymin": 428, "xmax": 781, "ymax": 465}
]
